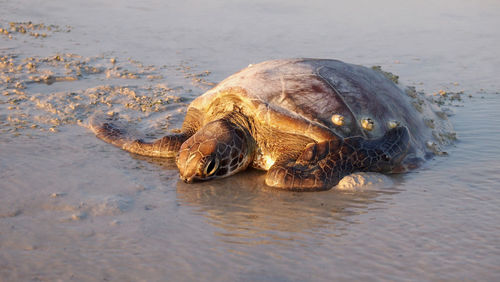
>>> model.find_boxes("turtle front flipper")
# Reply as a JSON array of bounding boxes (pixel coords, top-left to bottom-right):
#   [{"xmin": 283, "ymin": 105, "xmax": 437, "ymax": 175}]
[
  {"xmin": 90, "ymin": 114, "xmax": 193, "ymax": 158},
  {"xmin": 265, "ymin": 126, "xmax": 410, "ymax": 191}
]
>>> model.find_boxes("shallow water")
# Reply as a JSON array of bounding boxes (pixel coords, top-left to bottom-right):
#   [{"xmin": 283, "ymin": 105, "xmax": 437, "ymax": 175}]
[{"xmin": 1, "ymin": 0, "xmax": 500, "ymax": 281}]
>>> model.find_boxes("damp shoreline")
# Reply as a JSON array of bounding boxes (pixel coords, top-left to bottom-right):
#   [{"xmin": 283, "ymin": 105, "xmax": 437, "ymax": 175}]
[{"xmin": 1, "ymin": 0, "xmax": 500, "ymax": 281}]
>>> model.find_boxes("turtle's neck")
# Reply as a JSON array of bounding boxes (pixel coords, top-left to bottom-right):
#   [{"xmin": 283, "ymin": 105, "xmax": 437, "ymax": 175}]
[{"xmin": 219, "ymin": 106, "xmax": 257, "ymax": 137}]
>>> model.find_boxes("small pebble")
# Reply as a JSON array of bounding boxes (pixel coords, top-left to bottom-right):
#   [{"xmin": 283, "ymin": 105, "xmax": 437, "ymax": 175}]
[
  {"xmin": 50, "ymin": 192, "xmax": 66, "ymax": 198},
  {"xmin": 110, "ymin": 220, "xmax": 121, "ymax": 226},
  {"xmin": 70, "ymin": 212, "xmax": 87, "ymax": 221}
]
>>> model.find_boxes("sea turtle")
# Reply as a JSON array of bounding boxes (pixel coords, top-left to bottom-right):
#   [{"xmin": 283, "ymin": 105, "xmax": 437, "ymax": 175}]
[{"xmin": 90, "ymin": 58, "xmax": 448, "ymax": 191}]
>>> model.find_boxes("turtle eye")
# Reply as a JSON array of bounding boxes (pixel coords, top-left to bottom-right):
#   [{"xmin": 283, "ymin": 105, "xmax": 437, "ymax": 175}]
[{"xmin": 204, "ymin": 158, "xmax": 219, "ymax": 176}]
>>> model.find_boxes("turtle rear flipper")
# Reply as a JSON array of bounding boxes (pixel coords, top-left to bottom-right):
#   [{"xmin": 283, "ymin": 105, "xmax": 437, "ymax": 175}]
[
  {"xmin": 89, "ymin": 113, "xmax": 188, "ymax": 158},
  {"xmin": 265, "ymin": 126, "xmax": 410, "ymax": 191}
]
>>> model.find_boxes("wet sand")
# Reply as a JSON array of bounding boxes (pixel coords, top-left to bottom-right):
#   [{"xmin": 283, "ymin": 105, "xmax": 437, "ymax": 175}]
[{"xmin": 1, "ymin": 0, "xmax": 500, "ymax": 281}]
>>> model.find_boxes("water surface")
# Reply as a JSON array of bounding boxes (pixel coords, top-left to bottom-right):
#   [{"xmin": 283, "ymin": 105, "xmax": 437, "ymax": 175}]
[{"xmin": 1, "ymin": 0, "xmax": 499, "ymax": 281}]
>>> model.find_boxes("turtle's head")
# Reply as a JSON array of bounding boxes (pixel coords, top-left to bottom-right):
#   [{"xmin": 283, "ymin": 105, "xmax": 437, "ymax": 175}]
[{"xmin": 176, "ymin": 119, "xmax": 255, "ymax": 183}]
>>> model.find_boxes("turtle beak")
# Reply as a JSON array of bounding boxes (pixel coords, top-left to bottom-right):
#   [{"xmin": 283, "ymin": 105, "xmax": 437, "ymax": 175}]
[
  {"xmin": 180, "ymin": 175, "xmax": 195, "ymax": 184},
  {"xmin": 177, "ymin": 150, "xmax": 202, "ymax": 184}
]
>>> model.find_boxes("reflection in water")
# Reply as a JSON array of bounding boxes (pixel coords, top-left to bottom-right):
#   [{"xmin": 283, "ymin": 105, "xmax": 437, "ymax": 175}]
[
  {"xmin": 132, "ymin": 153, "xmax": 179, "ymax": 171},
  {"xmin": 131, "ymin": 147, "xmax": 400, "ymax": 245},
  {"xmin": 175, "ymin": 169, "xmax": 398, "ymax": 245}
]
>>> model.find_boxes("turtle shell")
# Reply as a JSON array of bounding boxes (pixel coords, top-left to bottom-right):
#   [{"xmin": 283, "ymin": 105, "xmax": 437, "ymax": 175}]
[{"xmin": 189, "ymin": 59, "xmax": 451, "ymax": 160}]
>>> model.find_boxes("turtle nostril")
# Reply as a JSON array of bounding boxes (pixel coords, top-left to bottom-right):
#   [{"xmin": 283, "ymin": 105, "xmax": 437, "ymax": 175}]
[{"xmin": 382, "ymin": 154, "xmax": 391, "ymax": 161}]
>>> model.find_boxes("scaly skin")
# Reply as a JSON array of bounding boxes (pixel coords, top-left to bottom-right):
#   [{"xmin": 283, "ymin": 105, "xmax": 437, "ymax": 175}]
[
  {"xmin": 90, "ymin": 108, "xmax": 202, "ymax": 158},
  {"xmin": 90, "ymin": 117, "xmax": 189, "ymax": 158},
  {"xmin": 176, "ymin": 118, "xmax": 256, "ymax": 183},
  {"xmin": 265, "ymin": 126, "xmax": 410, "ymax": 191}
]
